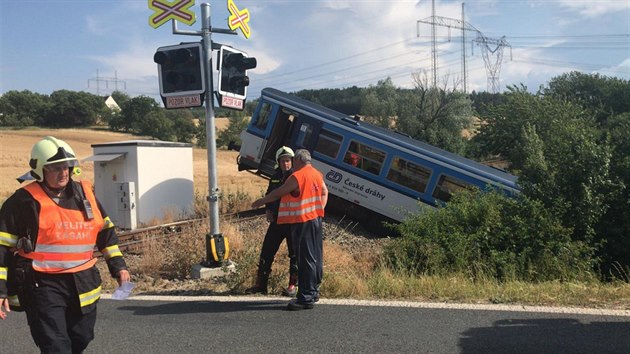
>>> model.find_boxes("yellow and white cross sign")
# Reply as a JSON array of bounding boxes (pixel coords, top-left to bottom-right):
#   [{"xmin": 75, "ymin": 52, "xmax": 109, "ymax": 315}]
[
  {"xmin": 227, "ymin": 0, "xmax": 251, "ymax": 39},
  {"xmin": 148, "ymin": 0, "xmax": 196, "ymax": 29}
]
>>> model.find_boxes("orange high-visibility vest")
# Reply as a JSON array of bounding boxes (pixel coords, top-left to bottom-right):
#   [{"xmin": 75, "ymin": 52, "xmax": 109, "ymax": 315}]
[
  {"xmin": 19, "ymin": 181, "xmax": 102, "ymax": 273},
  {"xmin": 277, "ymin": 164, "xmax": 325, "ymax": 224}
]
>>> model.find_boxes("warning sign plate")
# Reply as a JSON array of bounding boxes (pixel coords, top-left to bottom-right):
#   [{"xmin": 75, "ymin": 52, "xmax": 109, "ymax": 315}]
[
  {"xmin": 165, "ymin": 95, "xmax": 203, "ymax": 109},
  {"xmin": 221, "ymin": 95, "xmax": 244, "ymax": 110}
]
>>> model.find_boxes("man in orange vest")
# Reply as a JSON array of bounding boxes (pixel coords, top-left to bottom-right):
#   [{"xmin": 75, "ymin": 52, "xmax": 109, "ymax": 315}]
[
  {"xmin": 252, "ymin": 149, "xmax": 328, "ymax": 310},
  {"xmin": 0, "ymin": 136, "xmax": 130, "ymax": 353}
]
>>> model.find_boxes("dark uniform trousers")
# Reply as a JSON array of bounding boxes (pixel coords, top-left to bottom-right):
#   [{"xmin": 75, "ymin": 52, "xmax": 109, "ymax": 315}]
[
  {"xmin": 22, "ymin": 271, "xmax": 97, "ymax": 354},
  {"xmin": 259, "ymin": 222, "xmax": 297, "ymax": 276},
  {"xmin": 291, "ymin": 217, "xmax": 323, "ymax": 304}
]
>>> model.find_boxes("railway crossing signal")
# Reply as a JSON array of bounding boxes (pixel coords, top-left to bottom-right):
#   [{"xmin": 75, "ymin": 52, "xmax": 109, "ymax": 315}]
[
  {"xmin": 153, "ymin": 42, "xmax": 205, "ymax": 108},
  {"xmin": 217, "ymin": 45, "xmax": 257, "ymax": 109},
  {"xmin": 148, "ymin": 0, "xmax": 196, "ymax": 29},
  {"xmin": 227, "ymin": 0, "xmax": 251, "ymax": 38},
  {"xmin": 148, "ymin": 1, "xmax": 254, "ymax": 273}
]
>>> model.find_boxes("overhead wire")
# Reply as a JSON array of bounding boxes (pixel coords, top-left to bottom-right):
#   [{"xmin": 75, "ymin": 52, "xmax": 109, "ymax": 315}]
[{"xmin": 248, "ymin": 32, "xmax": 628, "ymax": 98}]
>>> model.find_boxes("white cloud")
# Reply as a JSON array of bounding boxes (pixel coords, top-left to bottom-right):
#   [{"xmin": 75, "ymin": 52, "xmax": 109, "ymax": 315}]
[
  {"xmin": 554, "ymin": 0, "xmax": 630, "ymax": 17},
  {"xmin": 499, "ymin": 46, "xmax": 573, "ymax": 91},
  {"xmin": 246, "ymin": 48, "xmax": 281, "ymax": 74},
  {"xmin": 595, "ymin": 58, "xmax": 630, "ymax": 79},
  {"xmin": 87, "ymin": 44, "xmax": 157, "ymax": 79},
  {"xmin": 321, "ymin": 0, "xmax": 353, "ymax": 11}
]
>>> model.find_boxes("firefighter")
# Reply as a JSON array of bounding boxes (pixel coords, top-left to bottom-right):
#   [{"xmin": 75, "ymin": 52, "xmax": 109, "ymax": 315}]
[
  {"xmin": 0, "ymin": 136, "xmax": 130, "ymax": 353},
  {"xmin": 252, "ymin": 149, "xmax": 328, "ymax": 310},
  {"xmin": 246, "ymin": 146, "xmax": 298, "ymax": 296}
]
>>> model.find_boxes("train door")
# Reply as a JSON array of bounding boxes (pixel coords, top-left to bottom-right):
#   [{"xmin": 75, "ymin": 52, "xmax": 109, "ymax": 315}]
[
  {"xmin": 289, "ymin": 114, "xmax": 322, "ymax": 151},
  {"xmin": 256, "ymin": 107, "xmax": 297, "ymax": 176}
]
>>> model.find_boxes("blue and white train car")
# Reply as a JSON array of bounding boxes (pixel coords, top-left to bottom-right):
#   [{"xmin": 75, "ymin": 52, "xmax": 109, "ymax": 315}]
[{"xmin": 236, "ymin": 88, "xmax": 518, "ymax": 225}]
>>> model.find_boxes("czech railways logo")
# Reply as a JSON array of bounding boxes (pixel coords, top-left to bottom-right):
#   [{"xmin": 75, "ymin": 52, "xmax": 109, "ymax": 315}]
[{"xmin": 326, "ymin": 170, "xmax": 342, "ymax": 184}]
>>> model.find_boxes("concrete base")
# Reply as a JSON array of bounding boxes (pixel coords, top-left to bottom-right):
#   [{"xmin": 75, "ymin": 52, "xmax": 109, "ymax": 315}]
[{"xmin": 191, "ymin": 261, "xmax": 237, "ymax": 279}]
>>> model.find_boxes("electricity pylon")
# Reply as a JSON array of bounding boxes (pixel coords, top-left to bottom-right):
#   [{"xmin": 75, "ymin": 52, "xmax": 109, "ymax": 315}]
[
  {"xmin": 473, "ymin": 35, "xmax": 512, "ymax": 94},
  {"xmin": 416, "ymin": 3, "xmax": 512, "ymax": 93},
  {"xmin": 88, "ymin": 70, "xmax": 127, "ymax": 95}
]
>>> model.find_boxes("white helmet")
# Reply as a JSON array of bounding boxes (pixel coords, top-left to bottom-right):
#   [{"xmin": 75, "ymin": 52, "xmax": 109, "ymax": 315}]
[
  {"xmin": 29, "ymin": 136, "xmax": 79, "ymax": 181},
  {"xmin": 275, "ymin": 146, "xmax": 295, "ymax": 162}
]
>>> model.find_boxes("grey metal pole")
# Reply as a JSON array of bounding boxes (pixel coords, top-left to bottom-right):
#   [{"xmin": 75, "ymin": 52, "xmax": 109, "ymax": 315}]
[
  {"xmin": 201, "ymin": 3, "xmax": 221, "ymax": 262},
  {"xmin": 461, "ymin": 2, "xmax": 467, "ymax": 93}
]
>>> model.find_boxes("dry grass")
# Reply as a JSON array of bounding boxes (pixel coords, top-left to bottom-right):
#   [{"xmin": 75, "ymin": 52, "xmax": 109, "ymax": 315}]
[
  {"xmin": 111, "ymin": 214, "xmax": 630, "ymax": 310},
  {"xmin": 0, "ymin": 126, "xmax": 267, "ymax": 204}
]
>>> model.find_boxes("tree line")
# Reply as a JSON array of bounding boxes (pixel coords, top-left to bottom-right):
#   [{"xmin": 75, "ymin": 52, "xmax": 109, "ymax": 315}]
[
  {"xmin": 2, "ymin": 71, "xmax": 630, "ymax": 281},
  {"xmin": 0, "ymin": 90, "xmax": 253, "ymax": 147},
  {"xmin": 377, "ymin": 72, "xmax": 630, "ymax": 281}
]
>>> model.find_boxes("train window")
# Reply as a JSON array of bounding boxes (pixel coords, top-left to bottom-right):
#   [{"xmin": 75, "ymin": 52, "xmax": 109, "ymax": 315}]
[
  {"xmin": 344, "ymin": 140, "xmax": 385, "ymax": 175},
  {"xmin": 432, "ymin": 175, "xmax": 473, "ymax": 202},
  {"xmin": 255, "ymin": 102, "xmax": 272, "ymax": 130},
  {"xmin": 386, "ymin": 156, "xmax": 431, "ymax": 193},
  {"xmin": 314, "ymin": 129, "xmax": 342, "ymax": 158},
  {"xmin": 298, "ymin": 123, "xmax": 314, "ymax": 148}
]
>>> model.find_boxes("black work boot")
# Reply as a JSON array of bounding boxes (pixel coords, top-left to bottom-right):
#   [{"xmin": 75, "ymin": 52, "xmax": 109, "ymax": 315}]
[
  {"xmin": 245, "ymin": 272, "xmax": 269, "ymax": 295},
  {"xmin": 287, "ymin": 299, "xmax": 314, "ymax": 311}
]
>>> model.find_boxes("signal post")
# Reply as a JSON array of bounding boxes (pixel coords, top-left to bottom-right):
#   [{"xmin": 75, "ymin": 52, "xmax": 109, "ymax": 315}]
[{"xmin": 149, "ymin": 0, "xmax": 255, "ymax": 278}]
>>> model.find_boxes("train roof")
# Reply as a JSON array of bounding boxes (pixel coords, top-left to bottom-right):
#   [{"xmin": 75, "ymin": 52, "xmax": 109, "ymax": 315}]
[{"xmin": 261, "ymin": 88, "xmax": 518, "ymax": 188}]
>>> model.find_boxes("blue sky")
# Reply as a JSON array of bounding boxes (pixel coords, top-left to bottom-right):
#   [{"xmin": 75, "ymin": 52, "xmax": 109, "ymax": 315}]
[{"xmin": 1, "ymin": 0, "xmax": 628, "ymax": 103}]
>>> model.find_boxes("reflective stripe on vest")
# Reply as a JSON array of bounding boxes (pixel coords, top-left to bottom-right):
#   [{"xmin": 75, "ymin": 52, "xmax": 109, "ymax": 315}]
[
  {"xmin": 0, "ymin": 266, "xmax": 7, "ymax": 281},
  {"xmin": 277, "ymin": 197, "xmax": 325, "ymax": 218},
  {"xmin": 20, "ymin": 181, "xmax": 103, "ymax": 273},
  {"xmin": 277, "ymin": 165, "xmax": 325, "ymax": 224},
  {"xmin": 32, "ymin": 258, "xmax": 98, "ymax": 272}
]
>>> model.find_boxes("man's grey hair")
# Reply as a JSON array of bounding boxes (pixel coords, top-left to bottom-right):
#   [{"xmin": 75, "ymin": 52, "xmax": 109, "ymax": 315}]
[{"xmin": 294, "ymin": 149, "xmax": 312, "ymax": 164}]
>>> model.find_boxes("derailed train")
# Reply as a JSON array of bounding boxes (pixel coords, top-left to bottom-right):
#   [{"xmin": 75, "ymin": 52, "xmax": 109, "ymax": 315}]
[{"xmin": 235, "ymin": 88, "xmax": 518, "ymax": 227}]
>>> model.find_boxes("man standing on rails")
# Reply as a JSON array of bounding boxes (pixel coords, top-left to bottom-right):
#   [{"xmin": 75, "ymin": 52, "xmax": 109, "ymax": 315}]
[
  {"xmin": 0, "ymin": 136, "xmax": 130, "ymax": 353},
  {"xmin": 246, "ymin": 146, "xmax": 298, "ymax": 296},
  {"xmin": 252, "ymin": 149, "xmax": 328, "ymax": 310}
]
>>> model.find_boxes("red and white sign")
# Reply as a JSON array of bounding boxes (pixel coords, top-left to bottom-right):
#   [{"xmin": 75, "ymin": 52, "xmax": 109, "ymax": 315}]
[
  {"xmin": 148, "ymin": 0, "xmax": 196, "ymax": 29},
  {"xmin": 221, "ymin": 95, "xmax": 244, "ymax": 110},
  {"xmin": 227, "ymin": 0, "xmax": 251, "ymax": 39},
  {"xmin": 166, "ymin": 94, "xmax": 202, "ymax": 109}
]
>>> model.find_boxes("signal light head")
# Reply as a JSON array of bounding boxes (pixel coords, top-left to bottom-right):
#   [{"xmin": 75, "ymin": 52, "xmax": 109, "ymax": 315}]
[
  {"xmin": 241, "ymin": 57, "xmax": 257, "ymax": 71},
  {"xmin": 154, "ymin": 48, "xmax": 195, "ymax": 66},
  {"xmin": 154, "ymin": 43, "xmax": 205, "ymax": 98},
  {"xmin": 217, "ymin": 45, "xmax": 256, "ymax": 106},
  {"xmin": 153, "ymin": 51, "xmax": 166, "ymax": 65}
]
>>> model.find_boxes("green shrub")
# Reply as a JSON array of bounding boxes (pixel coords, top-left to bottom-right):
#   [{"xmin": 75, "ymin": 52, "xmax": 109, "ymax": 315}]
[{"xmin": 384, "ymin": 189, "xmax": 595, "ymax": 282}]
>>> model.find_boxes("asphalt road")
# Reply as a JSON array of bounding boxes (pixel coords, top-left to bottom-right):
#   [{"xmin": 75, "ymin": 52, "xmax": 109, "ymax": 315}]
[{"xmin": 2, "ymin": 296, "xmax": 629, "ymax": 353}]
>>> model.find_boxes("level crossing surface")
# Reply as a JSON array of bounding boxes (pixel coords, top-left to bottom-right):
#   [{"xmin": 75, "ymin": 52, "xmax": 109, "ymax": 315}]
[{"xmin": 1, "ymin": 296, "xmax": 629, "ymax": 353}]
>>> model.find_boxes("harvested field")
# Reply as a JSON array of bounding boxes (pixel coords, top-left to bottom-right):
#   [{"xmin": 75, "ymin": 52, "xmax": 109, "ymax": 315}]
[{"xmin": 0, "ymin": 125, "xmax": 267, "ymax": 205}]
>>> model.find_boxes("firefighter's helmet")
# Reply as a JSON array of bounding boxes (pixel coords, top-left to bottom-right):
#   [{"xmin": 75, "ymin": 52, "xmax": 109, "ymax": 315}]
[
  {"xmin": 29, "ymin": 136, "xmax": 79, "ymax": 182},
  {"xmin": 275, "ymin": 146, "xmax": 295, "ymax": 162}
]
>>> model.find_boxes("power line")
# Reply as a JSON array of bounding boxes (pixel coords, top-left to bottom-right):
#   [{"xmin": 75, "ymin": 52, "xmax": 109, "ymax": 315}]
[
  {"xmin": 254, "ymin": 38, "xmax": 416, "ymax": 85},
  {"xmin": 247, "ymin": 29, "xmax": 627, "ymax": 96},
  {"xmin": 87, "ymin": 70, "xmax": 126, "ymax": 96},
  {"xmin": 511, "ymin": 58, "xmax": 629, "ymax": 75}
]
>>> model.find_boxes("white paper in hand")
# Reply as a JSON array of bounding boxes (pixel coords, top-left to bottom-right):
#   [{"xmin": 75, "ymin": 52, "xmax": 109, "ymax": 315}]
[{"xmin": 111, "ymin": 282, "xmax": 135, "ymax": 300}]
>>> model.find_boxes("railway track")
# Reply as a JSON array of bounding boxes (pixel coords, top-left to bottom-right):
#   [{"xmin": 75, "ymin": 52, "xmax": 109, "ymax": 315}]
[{"xmin": 98, "ymin": 208, "xmax": 266, "ymax": 256}]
